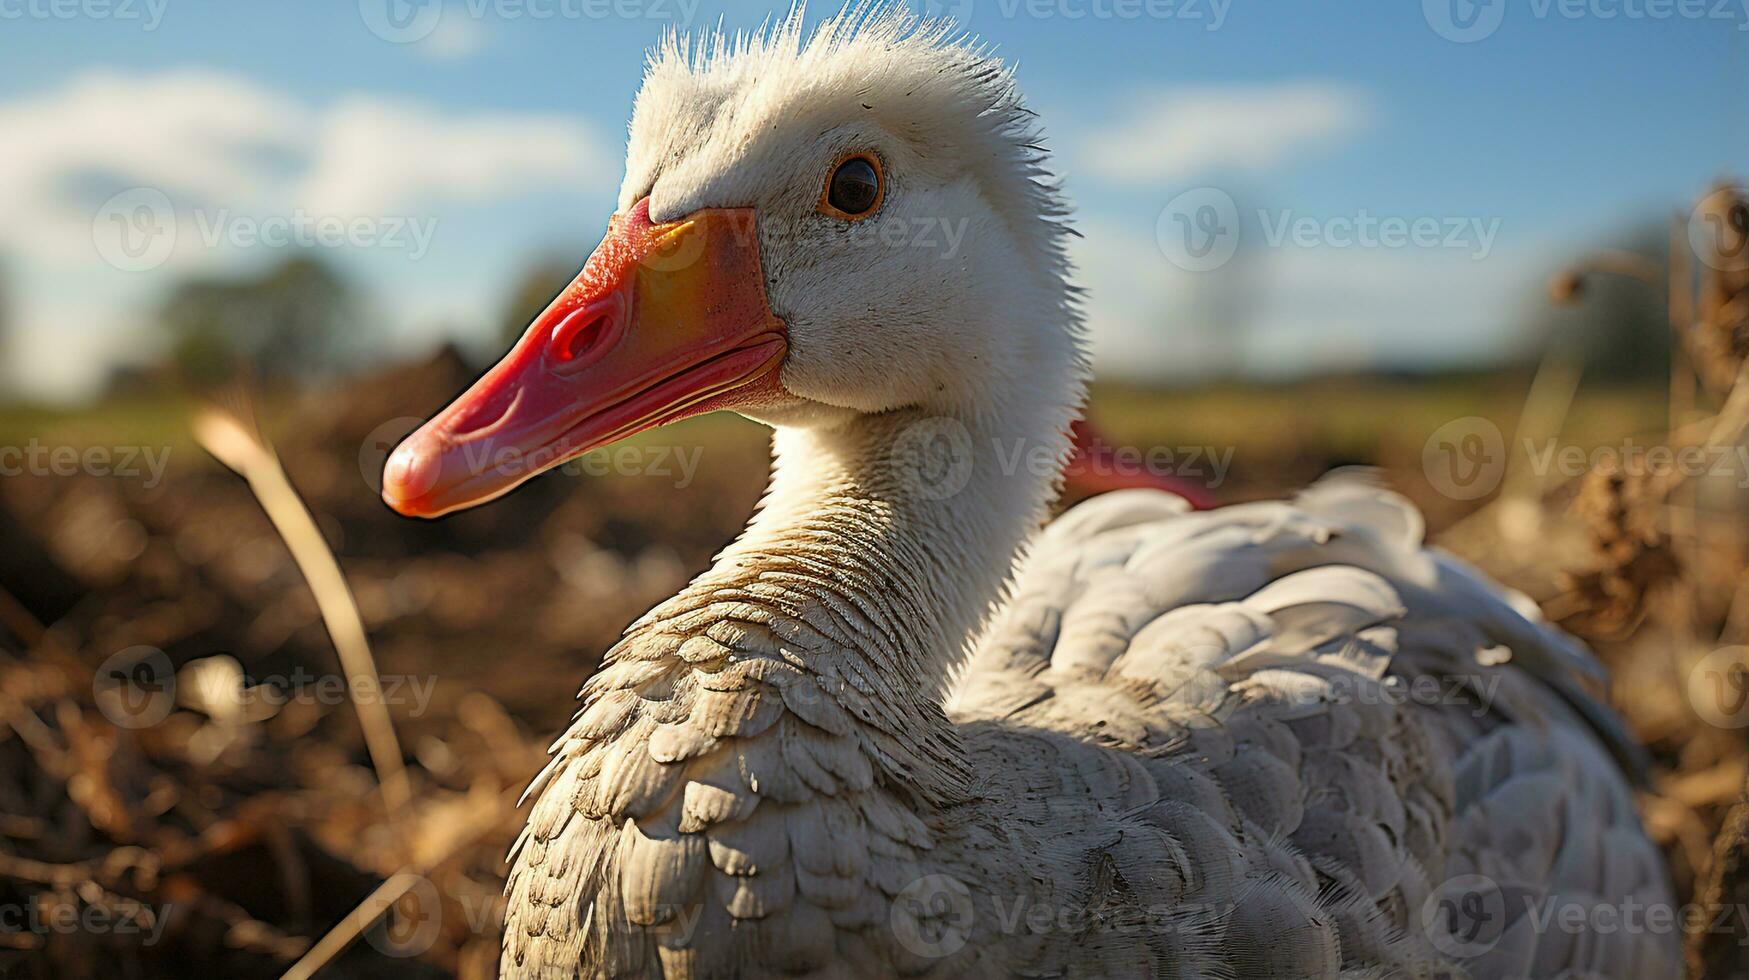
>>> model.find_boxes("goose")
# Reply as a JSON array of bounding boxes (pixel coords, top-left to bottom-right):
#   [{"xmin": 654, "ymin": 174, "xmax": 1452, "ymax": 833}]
[{"xmin": 381, "ymin": 9, "xmax": 1681, "ymax": 978}]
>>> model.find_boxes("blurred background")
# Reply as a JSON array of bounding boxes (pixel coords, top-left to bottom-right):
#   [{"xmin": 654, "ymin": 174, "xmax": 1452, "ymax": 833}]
[{"xmin": 1, "ymin": 1, "xmax": 1748, "ymax": 977}]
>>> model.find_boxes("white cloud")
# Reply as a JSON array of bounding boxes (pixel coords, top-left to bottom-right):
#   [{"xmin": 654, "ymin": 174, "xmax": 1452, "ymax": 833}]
[
  {"xmin": 298, "ymin": 99, "xmax": 605, "ymax": 217},
  {"xmin": 0, "ymin": 68, "xmax": 611, "ymax": 401},
  {"xmin": 0, "ymin": 71, "xmax": 308, "ymax": 262},
  {"xmin": 0, "ymin": 69, "xmax": 607, "ymax": 268},
  {"xmin": 1079, "ymin": 82, "xmax": 1373, "ymax": 184}
]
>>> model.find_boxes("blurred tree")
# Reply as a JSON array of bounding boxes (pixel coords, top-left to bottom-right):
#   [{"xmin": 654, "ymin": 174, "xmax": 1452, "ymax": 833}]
[
  {"xmin": 499, "ymin": 257, "xmax": 580, "ymax": 349},
  {"xmin": 1529, "ymin": 223, "xmax": 1673, "ymax": 382},
  {"xmin": 0, "ymin": 257, "xmax": 13, "ymax": 390},
  {"xmin": 0, "ymin": 253, "xmax": 14, "ymax": 388},
  {"xmin": 159, "ymin": 252, "xmax": 360, "ymax": 384}
]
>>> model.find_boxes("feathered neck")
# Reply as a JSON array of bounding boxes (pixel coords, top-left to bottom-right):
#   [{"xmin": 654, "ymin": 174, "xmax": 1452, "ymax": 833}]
[
  {"xmin": 635, "ymin": 397, "xmax": 1076, "ymax": 808},
  {"xmin": 756, "ymin": 405, "xmax": 1070, "ymax": 679}
]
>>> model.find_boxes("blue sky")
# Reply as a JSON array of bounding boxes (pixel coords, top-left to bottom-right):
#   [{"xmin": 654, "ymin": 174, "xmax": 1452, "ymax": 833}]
[{"xmin": 0, "ymin": 0, "xmax": 1741, "ymax": 399}]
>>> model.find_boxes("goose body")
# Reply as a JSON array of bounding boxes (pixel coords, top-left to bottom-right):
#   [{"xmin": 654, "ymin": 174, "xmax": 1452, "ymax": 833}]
[{"xmin": 383, "ymin": 10, "xmax": 1681, "ymax": 978}]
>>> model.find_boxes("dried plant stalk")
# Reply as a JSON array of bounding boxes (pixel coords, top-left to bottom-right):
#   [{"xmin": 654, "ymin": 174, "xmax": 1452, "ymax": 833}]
[
  {"xmin": 192, "ymin": 400, "xmax": 411, "ymax": 817},
  {"xmin": 1691, "ymin": 774, "xmax": 1749, "ymax": 980},
  {"xmin": 279, "ymin": 788, "xmax": 505, "ymax": 980}
]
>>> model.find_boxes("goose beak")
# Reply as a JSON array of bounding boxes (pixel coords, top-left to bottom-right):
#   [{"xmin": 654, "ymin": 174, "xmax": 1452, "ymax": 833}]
[{"xmin": 382, "ymin": 199, "xmax": 788, "ymax": 518}]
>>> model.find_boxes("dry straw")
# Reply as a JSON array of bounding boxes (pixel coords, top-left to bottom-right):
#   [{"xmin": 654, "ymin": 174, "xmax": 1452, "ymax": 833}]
[{"xmin": 191, "ymin": 395, "xmax": 411, "ymax": 817}]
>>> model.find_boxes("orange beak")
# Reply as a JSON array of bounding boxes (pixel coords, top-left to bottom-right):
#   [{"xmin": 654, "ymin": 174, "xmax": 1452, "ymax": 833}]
[{"xmin": 382, "ymin": 199, "xmax": 788, "ymax": 518}]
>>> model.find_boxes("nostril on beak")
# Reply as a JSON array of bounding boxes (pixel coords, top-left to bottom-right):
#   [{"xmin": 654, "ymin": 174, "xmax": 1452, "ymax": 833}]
[
  {"xmin": 547, "ymin": 293, "xmax": 625, "ymax": 369},
  {"xmin": 552, "ymin": 311, "xmax": 606, "ymax": 362}
]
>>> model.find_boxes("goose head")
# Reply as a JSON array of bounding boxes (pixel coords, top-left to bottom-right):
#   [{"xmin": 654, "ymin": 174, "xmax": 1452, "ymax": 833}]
[{"xmin": 383, "ymin": 11, "xmax": 1083, "ymax": 519}]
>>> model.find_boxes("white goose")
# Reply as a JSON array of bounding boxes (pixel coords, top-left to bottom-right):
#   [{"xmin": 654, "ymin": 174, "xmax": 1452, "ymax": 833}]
[{"xmin": 383, "ymin": 10, "xmax": 1681, "ymax": 978}]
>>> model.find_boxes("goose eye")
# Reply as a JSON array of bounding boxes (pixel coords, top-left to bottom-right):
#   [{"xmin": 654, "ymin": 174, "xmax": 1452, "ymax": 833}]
[{"xmin": 820, "ymin": 155, "xmax": 883, "ymax": 220}]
